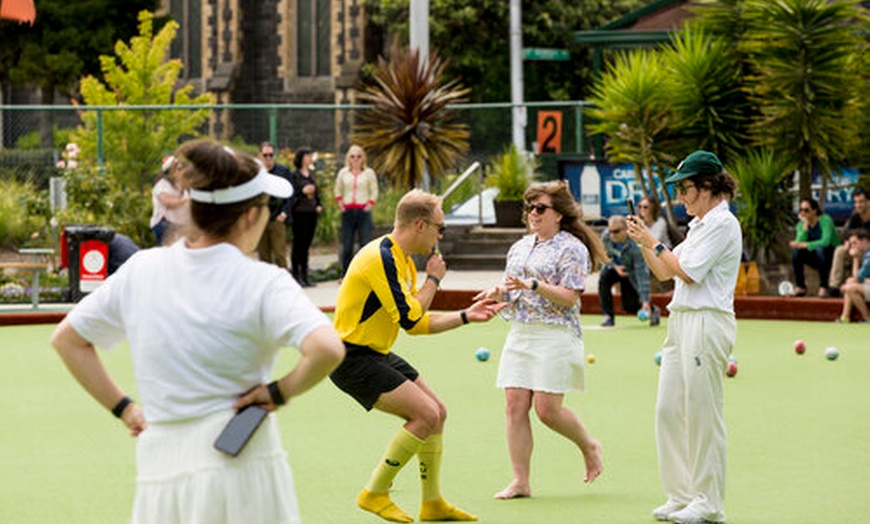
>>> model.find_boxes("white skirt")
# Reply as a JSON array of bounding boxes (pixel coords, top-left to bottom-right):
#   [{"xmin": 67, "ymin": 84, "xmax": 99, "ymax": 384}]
[
  {"xmin": 496, "ymin": 321, "xmax": 585, "ymax": 393},
  {"xmin": 132, "ymin": 410, "xmax": 300, "ymax": 524}
]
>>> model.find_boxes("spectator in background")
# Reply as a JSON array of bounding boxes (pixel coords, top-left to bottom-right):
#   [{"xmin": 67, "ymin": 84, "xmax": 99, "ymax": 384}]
[
  {"xmin": 789, "ymin": 198, "xmax": 841, "ymax": 297},
  {"xmin": 257, "ymin": 142, "xmax": 294, "ymax": 269},
  {"xmin": 598, "ymin": 215, "xmax": 659, "ymax": 327},
  {"xmin": 335, "ymin": 145, "xmax": 378, "ymax": 276},
  {"xmin": 638, "ymin": 197, "xmax": 672, "ymax": 249},
  {"xmin": 289, "ymin": 147, "xmax": 322, "ymax": 287},
  {"xmin": 828, "ymin": 188, "xmax": 870, "ymax": 296},
  {"xmin": 637, "ymin": 196, "xmax": 676, "ymax": 294},
  {"xmin": 57, "ymin": 142, "xmax": 80, "ymax": 170},
  {"xmin": 836, "ymin": 230, "xmax": 870, "ymax": 323},
  {"xmin": 107, "ymin": 233, "xmax": 140, "ymax": 276},
  {"xmin": 149, "ymin": 156, "xmax": 190, "ymax": 246}
]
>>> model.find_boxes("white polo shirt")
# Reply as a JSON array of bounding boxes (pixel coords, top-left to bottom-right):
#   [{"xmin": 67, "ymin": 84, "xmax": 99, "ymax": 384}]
[
  {"xmin": 67, "ymin": 240, "xmax": 332, "ymax": 423},
  {"xmin": 668, "ymin": 200, "xmax": 742, "ymax": 314}
]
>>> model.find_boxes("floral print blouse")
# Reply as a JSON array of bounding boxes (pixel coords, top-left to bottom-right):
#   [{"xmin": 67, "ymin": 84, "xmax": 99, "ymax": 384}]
[{"xmin": 501, "ymin": 230, "xmax": 589, "ymax": 337}]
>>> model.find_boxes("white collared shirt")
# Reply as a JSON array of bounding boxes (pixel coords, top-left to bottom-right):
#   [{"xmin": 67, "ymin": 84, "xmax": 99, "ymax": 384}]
[{"xmin": 668, "ymin": 200, "xmax": 742, "ymax": 314}]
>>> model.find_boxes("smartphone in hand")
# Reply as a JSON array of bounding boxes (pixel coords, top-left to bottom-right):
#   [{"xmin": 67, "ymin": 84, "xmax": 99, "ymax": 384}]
[
  {"xmin": 214, "ymin": 405, "xmax": 268, "ymax": 457},
  {"xmin": 627, "ymin": 199, "xmax": 636, "ymax": 216}
]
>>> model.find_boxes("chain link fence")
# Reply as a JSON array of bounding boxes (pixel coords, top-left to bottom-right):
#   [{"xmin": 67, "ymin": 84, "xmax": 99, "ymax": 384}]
[
  {"xmin": 0, "ymin": 101, "xmax": 593, "ymax": 189},
  {"xmin": 0, "ymin": 101, "xmax": 594, "ymax": 250}
]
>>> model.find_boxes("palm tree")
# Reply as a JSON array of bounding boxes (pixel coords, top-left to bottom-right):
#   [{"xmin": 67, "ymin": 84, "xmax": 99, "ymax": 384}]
[
  {"xmin": 660, "ymin": 23, "xmax": 751, "ymax": 165},
  {"xmin": 353, "ymin": 43, "xmax": 470, "ymax": 190},
  {"xmin": 587, "ymin": 50, "xmax": 676, "ymax": 216},
  {"xmin": 740, "ymin": 0, "xmax": 866, "ymax": 202}
]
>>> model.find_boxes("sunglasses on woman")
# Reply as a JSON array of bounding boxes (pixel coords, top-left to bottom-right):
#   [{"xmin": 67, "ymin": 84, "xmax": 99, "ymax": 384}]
[{"xmin": 524, "ymin": 203, "xmax": 552, "ymax": 214}]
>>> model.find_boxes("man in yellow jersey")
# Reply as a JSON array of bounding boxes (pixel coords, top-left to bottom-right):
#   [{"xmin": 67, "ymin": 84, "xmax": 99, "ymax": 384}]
[{"xmin": 331, "ymin": 189, "xmax": 505, "ymax": 523}]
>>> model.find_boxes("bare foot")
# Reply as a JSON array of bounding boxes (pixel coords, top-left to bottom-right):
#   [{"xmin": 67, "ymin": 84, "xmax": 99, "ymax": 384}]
[
  {"xmin": 582, "ymin": 439, "xmax": 603, "ymax": 483},
  {"xmin": 493, "ymin": 480, "xmax": 531, "ymax": 500}
]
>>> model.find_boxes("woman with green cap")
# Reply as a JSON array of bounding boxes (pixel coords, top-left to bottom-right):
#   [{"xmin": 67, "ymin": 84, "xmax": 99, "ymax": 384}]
[{"xmin": 626, "ymin": 150, "xmax": 741, "ymax": 524}]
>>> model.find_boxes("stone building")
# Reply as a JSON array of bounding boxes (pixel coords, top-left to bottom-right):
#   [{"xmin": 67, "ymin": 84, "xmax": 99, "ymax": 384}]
[{"xmin": 161, "ymin": 0, "xmax": 376, "ymax": 153}]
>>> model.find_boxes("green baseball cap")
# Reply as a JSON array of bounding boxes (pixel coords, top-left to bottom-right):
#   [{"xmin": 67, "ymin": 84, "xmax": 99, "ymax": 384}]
[{"xmin": 665, "ymin": 150, "xmax": 723, "ymax": 184}]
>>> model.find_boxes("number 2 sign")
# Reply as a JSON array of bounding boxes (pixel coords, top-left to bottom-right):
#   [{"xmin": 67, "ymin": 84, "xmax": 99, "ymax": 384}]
[{"xmin": 536, "ymin": 111, "xmax": 562, "ymax": 154}]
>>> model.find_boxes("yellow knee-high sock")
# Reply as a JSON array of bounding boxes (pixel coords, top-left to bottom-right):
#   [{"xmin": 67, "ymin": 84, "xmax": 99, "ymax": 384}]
[
  {"xmin": 365, "ymin": 427, "xmax": 425, "ymax": 493},
  {"xmin": 418, "ymin": 433, "xmax": 443, "ymax": 501}
]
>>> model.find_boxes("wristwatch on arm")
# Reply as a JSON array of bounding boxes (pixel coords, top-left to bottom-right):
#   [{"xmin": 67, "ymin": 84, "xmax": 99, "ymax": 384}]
[{"xmin": 653, "ymin": 243, "xmax": 667, "ymax": 257}]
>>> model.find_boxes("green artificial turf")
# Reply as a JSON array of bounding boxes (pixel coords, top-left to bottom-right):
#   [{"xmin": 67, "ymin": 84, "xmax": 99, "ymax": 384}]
[{"xmin": 1, "ymin": 318, "xmax": 867, "ymax": 523}]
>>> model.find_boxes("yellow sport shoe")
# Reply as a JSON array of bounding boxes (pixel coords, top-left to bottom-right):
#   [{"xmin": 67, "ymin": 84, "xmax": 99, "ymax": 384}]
[
  {"xmin": 419, "ymin": 498, "xmax": 477, "ymax": 522},
  {"xmin": 357, "ymin": 489, "xmax": 414, "ymax": 523}
]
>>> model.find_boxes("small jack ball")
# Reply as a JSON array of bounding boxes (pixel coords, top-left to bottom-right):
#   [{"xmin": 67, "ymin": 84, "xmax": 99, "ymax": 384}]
[
  {"xmin": 587, "ymin": 354, "xmax": 596, "ymax": 364},
  {"xmin": 654, "ymin": 352, "xmax": 662, "ymax": 366},
  {"xmin": 824, "ymin": 347, "xmax": 839, "ymax": 361},
  {"xmin": 475, "ymin": 347, "xmax": 490, "ymax": 362},
  {"xmin": 794, "ymin": 340, "xmax": 806, "ymax": 355},
  {"xmin": 637, "ymin": 309, "xmax": 649, "ymax": 321},
  {"xmin": 726, "ymin": 361, "xmax": 738, "ymax": 377}
]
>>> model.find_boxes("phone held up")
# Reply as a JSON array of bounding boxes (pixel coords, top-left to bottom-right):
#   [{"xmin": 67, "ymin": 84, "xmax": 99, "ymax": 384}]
[
  {"xmin": 626, "ymin": 198, "xmax": 635, "ymax": 216},
  {"xmin": 214, "ymin": 405, "xmax": 269, "ymax": 457}
]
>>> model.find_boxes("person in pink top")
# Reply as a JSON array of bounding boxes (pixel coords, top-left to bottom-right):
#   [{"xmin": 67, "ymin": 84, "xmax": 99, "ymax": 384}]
[{"xmin": 335, "ymin": 145, "xmax": 379, "ymax": 276}]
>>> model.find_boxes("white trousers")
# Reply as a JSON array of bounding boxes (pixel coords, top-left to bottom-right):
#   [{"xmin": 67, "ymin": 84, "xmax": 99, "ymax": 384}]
[{"xmin": 656, "ymin": 310, "xmax": 736, "ymax": 519}]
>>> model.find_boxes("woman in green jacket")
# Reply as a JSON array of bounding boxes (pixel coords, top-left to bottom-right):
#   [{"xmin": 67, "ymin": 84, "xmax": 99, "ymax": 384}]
[{"xmin": 789, "ymin": 198, "xmax": 841, "ymax": 297}]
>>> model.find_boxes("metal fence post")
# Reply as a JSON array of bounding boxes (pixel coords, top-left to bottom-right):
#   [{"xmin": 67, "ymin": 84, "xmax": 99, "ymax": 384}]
[
  {"xmin": 575, "ymin": 102, "xmax": 584, "ymax": 155},
  {"xmin": 269, "ymin": 108, "xmax": 277, "ymax": 146},
  {"xmin": 96, "ymin": 108, "xmax": 104, "ymax": 172}
]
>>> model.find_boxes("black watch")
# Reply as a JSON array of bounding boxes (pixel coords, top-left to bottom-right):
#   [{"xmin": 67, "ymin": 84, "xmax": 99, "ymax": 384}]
[{"xmin": 653, "ymin": 243, "xmax": 667, "ymax": 257}]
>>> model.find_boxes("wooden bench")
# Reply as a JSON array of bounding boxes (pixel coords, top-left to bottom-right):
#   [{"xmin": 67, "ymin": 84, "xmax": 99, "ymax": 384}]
[{"xmin": 1, "ymin": 248, "xmax": 54, "ymax": 309}]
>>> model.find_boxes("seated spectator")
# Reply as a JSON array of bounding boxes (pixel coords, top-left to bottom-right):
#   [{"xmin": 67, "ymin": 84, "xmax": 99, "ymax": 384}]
[
  {"xmin": 836, "ymin": 230, "xmax": 870, "ymax": 323},
  {"xmin": 829, "ymin": 188, "xmax": 870, "ymax": 295},
  {"xmin": 598, "ymin": 215, "xmax": 659, "ymax": 327},
  {"xmin": 789, "ymin": 198, "xmax": 841, "ymax": 297}
]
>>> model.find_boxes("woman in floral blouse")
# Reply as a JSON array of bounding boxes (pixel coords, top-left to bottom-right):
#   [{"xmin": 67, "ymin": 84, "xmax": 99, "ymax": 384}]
[{"xmin": 476, "ymin": 181, "xmax": 608, "ymax": 500}]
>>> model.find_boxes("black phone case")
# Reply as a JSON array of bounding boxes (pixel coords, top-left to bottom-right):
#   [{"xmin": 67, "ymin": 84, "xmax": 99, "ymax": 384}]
[
  {"xmin": 627, "ymin": 199, "xmax": 635, "ymax": 215},
  {"xmin": 214, "ymin": 405, "xmax": 268, "ymax": 457}
]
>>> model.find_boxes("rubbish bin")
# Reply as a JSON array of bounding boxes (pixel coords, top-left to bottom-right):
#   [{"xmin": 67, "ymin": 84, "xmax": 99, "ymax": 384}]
[{"xmin": 62, "ymin": 225, "xmax": 116, "ymax": 302}]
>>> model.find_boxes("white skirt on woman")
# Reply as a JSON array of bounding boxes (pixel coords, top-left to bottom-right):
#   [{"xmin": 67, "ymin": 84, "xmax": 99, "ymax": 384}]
[
  {"xmin": 496, "ymin": 321, "xmax": 585, "ymax": 393},
  {"xmin": 132, "ymin": 410, "xmax": 300, "ymax": 524}
]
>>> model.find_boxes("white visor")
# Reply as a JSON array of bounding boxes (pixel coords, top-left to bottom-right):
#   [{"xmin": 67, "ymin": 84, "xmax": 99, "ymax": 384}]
[{"xmin": 188, "ymin": 166, "xmax": 293, "ymax": 204}]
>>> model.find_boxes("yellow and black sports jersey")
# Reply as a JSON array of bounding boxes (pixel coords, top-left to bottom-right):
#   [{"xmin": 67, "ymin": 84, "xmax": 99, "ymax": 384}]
[{"xmin": 334, "ymin": 235, "xmax": 431, "ymax": 353}]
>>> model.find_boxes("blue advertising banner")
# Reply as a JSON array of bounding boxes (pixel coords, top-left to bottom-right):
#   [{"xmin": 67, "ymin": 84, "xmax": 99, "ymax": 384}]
[
  {"xmin": 561, "ymin": 161, "xmax": 861, "ymax": 223},
  {"xmin": 811, "ymin": 168, "xmax": 860, "ymax": 223},
  {"xmin": 560, "ymin": 161, "xmax": 687, "ymax": 221}
]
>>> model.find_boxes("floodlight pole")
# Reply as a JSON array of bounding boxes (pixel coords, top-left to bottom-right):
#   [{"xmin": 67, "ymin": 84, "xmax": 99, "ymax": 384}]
[
  {"xmin": 410, "ymin": 0, "xmax": 432, "ymax": 190},
  {"xmin": 510, "ymin": 0, "xmax": 525, "ymax": 154}
]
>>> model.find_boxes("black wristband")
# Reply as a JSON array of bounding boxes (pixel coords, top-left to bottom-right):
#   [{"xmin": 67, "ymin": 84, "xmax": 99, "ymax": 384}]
[
  {"xmin": 531, "ymin": 279, "xmax": 539, "ymax": 291},
  {"xmin": 111, "ymin": 396, "xmax": 133, "ymax": 418},
  {"xmin": 460, "ymin": 310, "xmax": 469, "ymax": 325},
  {"xmin": 427, "ymin": 274, "xmax": 441, "ymax": 287},
  {"xmin": 268, "ymin": 380, "xmax": 286, "ymax": 406}
]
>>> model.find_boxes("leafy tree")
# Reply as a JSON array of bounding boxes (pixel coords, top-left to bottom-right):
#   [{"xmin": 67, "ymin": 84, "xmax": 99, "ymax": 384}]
[
  {"xmin": 73, "ymin": 11, "xmax": 214, "ymax": 192},
  {"xmin": 353, "ymin": 43, "xmax": 470, "ymax": 189},
  {"xmin": 660, "ymin": 24, "xmax": 750, "ymax": 165},
  {"xmin": 740, "ymin": 0, "xmax": 867, "ymax": 202},
  {"xmin": 0, "ymin": 0, "xmax": 156, "ymax": 145},
  {"xmin": 364, "ymin": 0, "xmax": 644, "ymax": 102},
  {"xmin": 59, "ymin": 11, "xmax": 214, "ymax": 245}
]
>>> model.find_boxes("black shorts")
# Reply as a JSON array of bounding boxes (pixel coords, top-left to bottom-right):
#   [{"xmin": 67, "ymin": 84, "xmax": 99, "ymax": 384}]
[{"xmin": 329, "ymin": 343, "xmax": 419, "ymax": 411}]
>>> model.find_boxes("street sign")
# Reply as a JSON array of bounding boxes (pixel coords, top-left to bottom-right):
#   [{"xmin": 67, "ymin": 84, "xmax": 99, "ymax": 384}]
[{"xmin": 523, "ymin": 47, "xmax": 571, "ymax": 61}]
